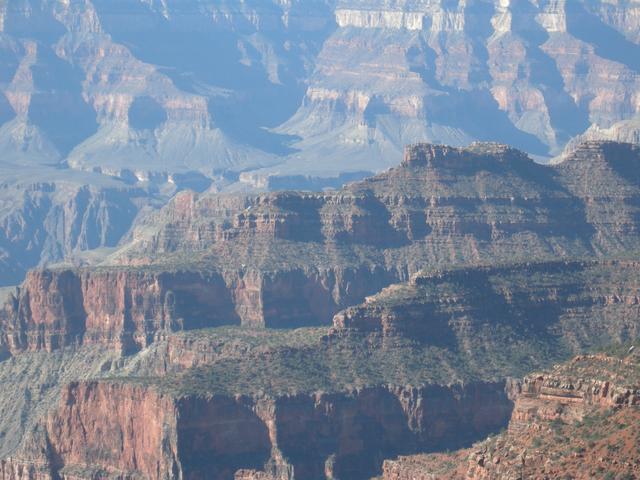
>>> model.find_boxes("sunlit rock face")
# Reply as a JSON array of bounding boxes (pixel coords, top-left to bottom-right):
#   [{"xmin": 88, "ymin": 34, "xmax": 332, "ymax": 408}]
[{"xmin": 0, "ymin": 0, "xmax": 638, "ymax": 184}]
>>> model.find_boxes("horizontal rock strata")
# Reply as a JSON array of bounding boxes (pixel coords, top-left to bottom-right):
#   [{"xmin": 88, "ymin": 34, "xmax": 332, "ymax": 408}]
[{"xmin": 4, "ymin": 141, "xmax": 640, "ymax": 354}]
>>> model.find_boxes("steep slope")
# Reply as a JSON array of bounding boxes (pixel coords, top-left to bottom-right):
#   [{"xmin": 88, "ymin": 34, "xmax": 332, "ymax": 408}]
[
  {"xmin": 0, "ymin": 166, "xmax": 168, "ymax": 287},
  {"xmin": 382, "ymin": 348, "xmax": 640, "ymax": 480}
]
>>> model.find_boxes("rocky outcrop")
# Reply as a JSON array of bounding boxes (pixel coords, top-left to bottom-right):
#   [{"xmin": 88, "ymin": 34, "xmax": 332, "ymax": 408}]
[
  {"xmin": 381, "ymin": 351, "xmax": 640, "ymax": 480},
  {"xmin": 4, "ymin": 379, "xmax": 511, "ymax": 480},
  {"xmin": 332, "ymin": 259, "xmax": 640, "ymax": 353},
  {"xmin": 507, "ymin": 353, "xmax": 640, "ymax": 432},
  {"xmin": 461, "ymin": 352, "xmax": 640, "ymax": 480}
]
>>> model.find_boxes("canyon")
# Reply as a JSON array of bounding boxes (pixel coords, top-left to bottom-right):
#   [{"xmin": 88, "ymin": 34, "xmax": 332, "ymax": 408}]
[
  {"xmin": 1, "ymin": 140, "xmax": 640, "ymax": 478},
  {"xmin": 2, "ymin": 0, "xmax": 639, "ymax": 180},
  {"xmin": 2, "ymin": 252, "xmax": 640, "ymax": 479},
  {"xmin": 0, "ymin": 169, "xmax": 167, "ymax": 287},
  {"xmin": 1, "ymin": 0, "xmax": 640, "ymax": 283},
  {"xmin": 0, "ymin": 1, "xmax": 639, "ymax": 478},
  {"xmin": 3, "ymin": 141, "xmax": 640, "ymax": 355}
]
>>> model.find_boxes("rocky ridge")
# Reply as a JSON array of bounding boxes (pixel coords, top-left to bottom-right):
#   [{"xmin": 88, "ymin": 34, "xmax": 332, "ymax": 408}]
[{"xmin": 2, "ymin": 141, "xmax": 640, "ymax": 479}]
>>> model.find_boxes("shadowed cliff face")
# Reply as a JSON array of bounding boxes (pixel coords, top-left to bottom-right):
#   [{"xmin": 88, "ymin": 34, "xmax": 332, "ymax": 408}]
[
  {"xmin": 0, "ymin": 174, "xmax": 165, "ymax": 287},
  {"xmin": 0, "ymin": 380, "xmax": 511, "ymax": 480}
]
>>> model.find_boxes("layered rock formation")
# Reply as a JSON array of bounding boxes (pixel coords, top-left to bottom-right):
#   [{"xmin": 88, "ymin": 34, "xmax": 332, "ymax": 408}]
[
  {"xmin": 1, "ymin": 0, "xmax": 639, "ymax": 288},
  {"xmin": 1, "ymin": 0, "xmax": 639, "ymax": 185},
  {"xmin": 3, "ymin": 308, "xmax": 638, "ymax": 479},
  {"xmin": 4, "ymin": 141, "xmax": 640, "ymax": 354},
  {"xmin": 0, "ymin": 171, "xmax": 164, "ymax": 286},
  {"xmin": 2, "ymin": 379, "xmax": 511, "ymax": 480},
  {"xmin": 253, "ymin": 0, "xmax": 640, "ymax": 180},
  {"xmin": 2, "ymin": 140, "xmax": 640, "ymax": 479},
  {"xmin": 120, "ymin": 141, "xmax": 640, "ymax": 267},
  {"xmin": 382, "ymin": 349, "xmax": 640, "ymax": 479},
  {"xmin": 333, "ymin": 259, "xmax": 640, "ymax": 353}
]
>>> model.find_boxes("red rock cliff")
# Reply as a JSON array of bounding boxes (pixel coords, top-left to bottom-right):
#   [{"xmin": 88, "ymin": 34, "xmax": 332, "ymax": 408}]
[
  {"xmin": 0, "ymin": 263, "xmax": 396, "ymax": 354},
  {"xmin": 4, "ymin": 379, "xmax": 511, "ymax": 480}
]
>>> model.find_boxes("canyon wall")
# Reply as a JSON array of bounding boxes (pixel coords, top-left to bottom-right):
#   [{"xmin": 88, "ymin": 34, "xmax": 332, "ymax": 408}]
[
  {"xmin": 333, "ymin": 259, "xmax": 640, "ymax": 348},
  {"xmin": 0, "ymin": 268, "xmax": 240, "ymax": 354},
  {"xmin": 4, "ymin": 141, "xmax": 640, "ymax": 354},
  {"xmin": 0, "ymin": 176, "xmax": 160, "ymax": 287},
  {"xmin": 2, "ymin": 379, "xmax": 511, "ymax": 480},
  {"xmin": 1, "ymin": 0, "xmax": 639, "ymax": 184},
  {"xmin": 0, "ymin": 263, "xmax": 396, "ymax": 354}
]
